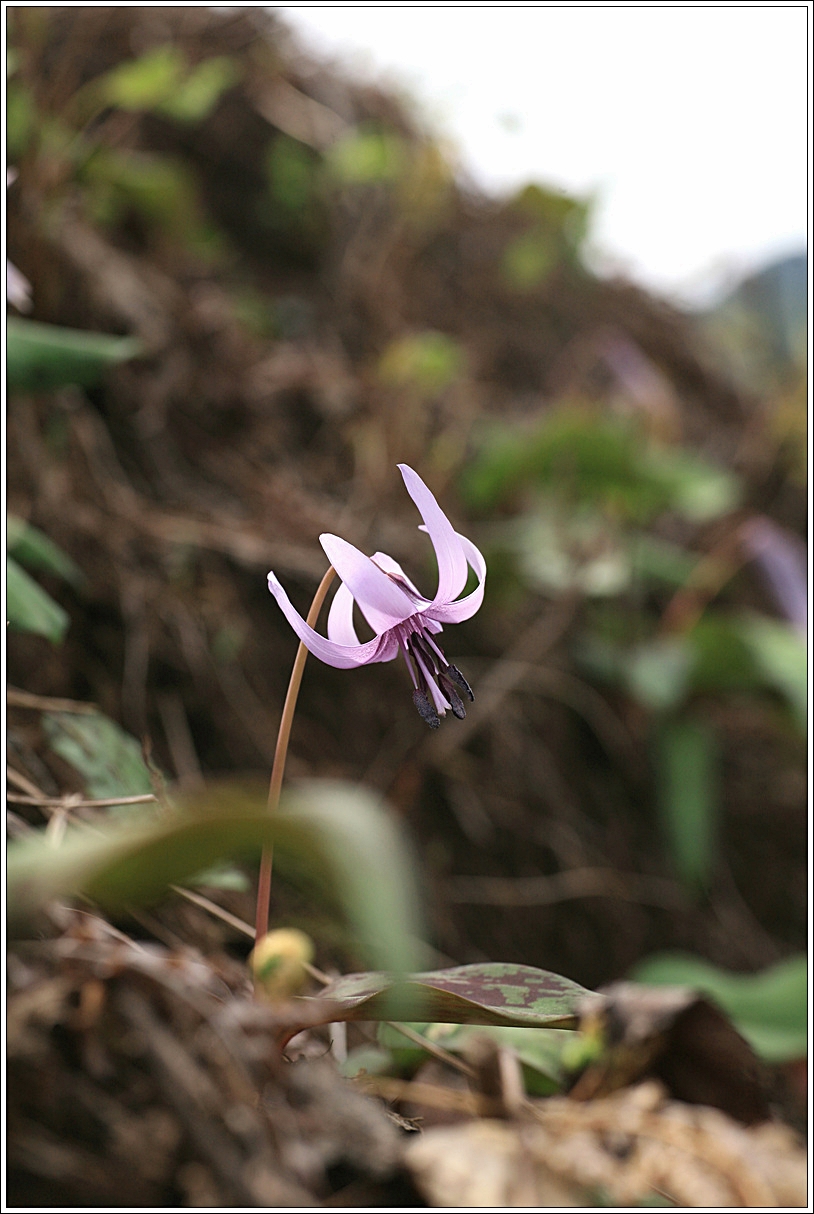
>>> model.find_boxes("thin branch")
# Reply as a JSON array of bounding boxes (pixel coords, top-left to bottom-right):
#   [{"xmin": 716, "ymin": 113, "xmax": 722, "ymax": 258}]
[
  {"xmin": 354, "ymin": 1075, "xmax": 494, "ymax": 1117},
  {"xmin": 385, "ymin": 1021, "xmax": 476, "ymax": 1079},
  {"xmin": 7, "ymin": 687, "xmax": 100, "ymax": 714},
  {"xmin": 446, "ymin": 866, "xmax": 688, "ymax": 910},
  {"xmin": 7, "ymin": 792, "xmax": 158, "ymax": 810},
  {"xmin": 7, "ymin": 765, "xmax": 49, "ymax": 799},
  {"xmin": 171, "ymin": 885, "xmax": 255, "ymax": 939}
]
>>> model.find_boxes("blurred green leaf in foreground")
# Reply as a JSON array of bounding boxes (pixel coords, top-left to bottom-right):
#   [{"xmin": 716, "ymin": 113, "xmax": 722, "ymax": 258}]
[{"xmin": 7, "ymin": 779, "xmax": 423, "ymax": 975}]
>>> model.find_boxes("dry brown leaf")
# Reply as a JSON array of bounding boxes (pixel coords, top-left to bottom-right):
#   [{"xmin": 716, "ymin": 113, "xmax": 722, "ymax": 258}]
[{"xmin": 405, "ymin": 1081, "xmax": 807, "ymax": 1208}]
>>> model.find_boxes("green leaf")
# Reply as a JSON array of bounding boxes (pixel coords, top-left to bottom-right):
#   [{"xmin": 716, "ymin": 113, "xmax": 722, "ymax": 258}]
[
  {"xmin": 281, "ymin": 781, "xmax": 423, "ymax": 974},
  {"xmin": 341, "ymin": 1045, "xmax": 395, "ymax": 1079},
  {"xmin": 626, "ymin": 637, "xmax": 692, "ymax": 712},
  {"xmin": 502, "ymin": 228, "xmax": 560, "ymax": 290},
  {"xmin": 157, "ymin": 56, "xmax": 239, "ymax": 123},
  {"xmin": 42, "ymin": 711, "xmax": 154, "ymax": 803},
  {"xmin": 736, "ymin": 615, "xmax": 807, "ymax": 732},
  {"xmin": 655, "ymin": 717, "xmax": 718, "ymax": 891},
  {"xmin": 630, "ymin": 953, "xmax": 807, "ymax": 1063},
  {"xmin": 460, "ymin": 409, "xmax": 740, "ymax": 524},
  {"xmin": 7, "ymin": 80, "xmax": 34, "ymax": 159},
  {"xmin": 686, "ymin": 615, "xmax": 763, "ymax": 694},
  {"xmin": 266, "ymin": 135, "xmax": 319, "ymax": 212},
  {"xmin": 7, "ymin": 318, "xmax": 140, "ymax": 390},
  {"xmin": 99, "ymin": 44, "xmax": 185, "ymax": 111},
  {"xmin": 642, "ymin": 448, "xmax": 740, "ymax": 522},
  {"xmin": 185, "ymin": 861, "xmax": 250, "ymax": 892},
  {"xmin": 378, "ymin": 1021, "xmax": 569, "ymax": 1094},
  {"xmin": 6, "ymin": 555, "xmax": 69, "ymax": 642},
  {"xmin": 8, "ymin": 515, "xmax": 83, "ymax": 585},
  {"xmin": 510, "ymin": 509, "xmax": 631, "ymax": 597},
  {"xmin": 96, "ymin": 46, "xmax": 238, "ymax": 122},
  {"xmin": 316, "ymin": 963, "xmax": 596, "ymax": 1029},
  {"xmin": 378, "ymin": 331, "xmax": 465, "ymax": 395},
  {"xmin": 630, "ymin": 535, "xmax": 698, "ymax": 587},
  {"xmin": 7, "ymin": 780, "xmax": 422, "ymax": 974},
  {"xmin": 327, "ymin": 127, "xmax": 407, "ymax": 185}
]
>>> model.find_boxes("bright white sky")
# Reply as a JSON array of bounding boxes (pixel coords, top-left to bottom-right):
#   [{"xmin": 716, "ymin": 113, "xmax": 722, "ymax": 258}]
[{"xmin": 275, "ymin": 5, "xmax": 808, "ymax": 306}]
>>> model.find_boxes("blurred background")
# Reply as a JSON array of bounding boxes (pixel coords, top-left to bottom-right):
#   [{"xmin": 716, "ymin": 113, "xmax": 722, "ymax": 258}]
[
  {"xmin": 276, "ymin": 5, "xmax": 808, "ymax": 308},
  {"xmin": 6, "ymin": 6, "xmax": 807, "ymax": 1000}
]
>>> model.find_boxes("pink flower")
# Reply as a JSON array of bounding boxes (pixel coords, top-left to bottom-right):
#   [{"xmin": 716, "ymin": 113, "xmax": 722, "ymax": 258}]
[{"xmin": 268, "ymin": 464, "xmax": 486, "ymax": 727}]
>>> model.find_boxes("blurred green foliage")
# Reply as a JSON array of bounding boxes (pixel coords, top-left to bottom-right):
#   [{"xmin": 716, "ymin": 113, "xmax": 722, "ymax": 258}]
[
  {"xmin": 655, "ymin": 717, "xmax": 718, "ymax": 890},
  {"xmin": 7, "ymin": 516, "xmax": 83, "ymax": 586},
  {"xmin": 463, "ymin": 397, "xmax": 801, "ymax": 892},
  {"xmin": 80, "ymin": 148, "xmax": 224, "ymax": 259},
  {"xmin": 43, "ymin": 711, "xmax": 155, "ymax": 805},
  {"xmin": 7, "ymin": 319, "xmax": 141, "ymax": 390},
  {"xmin": 86, "ymin": 43, "xmax": 239, "ymax": 122},
  {"xmin": 367, "ymin": 1020, "xmax": 568, "ymax": 1095},
  {"xmin": 462, "ymin": 407, "xmax": 739, "ymax": 522},
  {"xmin": 7, "ymin": 779, "xmax": 423, "ymax": 974},
  {"xmin": 378, "ymin": 330, "xmax": 466, "ymax": 395},
  {"xmin": 578, "ymin": 615, "xmax": 806, "ymax": 730},
  {"xmin": 267, "ymin": 135, "xmax": 319, "ymax": 212},
  {"xmin": 502, "ymin": 183, "xmax": 592, "ymax": 289},
  {"xmin": 7, "ymin": 516, "xmax": 84, "ymax": 643},
  {"xmin": 631, "ymin": 953, "xmax": 807, "ymax": 1063},
  {"xmin": 327, "ymin": 125, "xmax": 407, "ymax": 186},
  {"xmin": 6, "ymin": 557, "xmax": 70, "ymax": 643}
]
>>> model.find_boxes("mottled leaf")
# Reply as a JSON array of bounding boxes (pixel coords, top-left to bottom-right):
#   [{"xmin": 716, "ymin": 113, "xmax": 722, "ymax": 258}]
[
  {"xmin": 316, "ymin": 963, "xmax": 596, "ymax": 1029},
  {"xmin": 42, "ymin": 711, "xmax": 154, "ymax": 803}
]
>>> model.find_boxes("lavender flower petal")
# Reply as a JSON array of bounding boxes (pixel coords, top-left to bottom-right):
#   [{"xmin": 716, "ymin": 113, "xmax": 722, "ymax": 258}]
[
  {"xmin": 423, "ymin": 531, "xmax": 487, "ymax": 624},
  {"xmin": 267, "ymin": 572, "xmax": 399, "ymax": 667},
  {"xmin": 320, "ymin": 533, "xmax": 416, "ymax": 629},
  {"xmin": 398, "ymin": 463, "xmax": 468, "ymax": 605},
  {"xmin": 326, "ymin": 581, "xmax": 361, "ymax": 646}
]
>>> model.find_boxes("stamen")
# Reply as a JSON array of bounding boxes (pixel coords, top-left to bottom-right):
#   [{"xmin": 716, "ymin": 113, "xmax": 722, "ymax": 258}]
[
  {"xmin": 403, "ymin": 618, "xmax": 473, "ymax": 728},
  {"xmin": 413, "ymin": 688, "xmax": 441, "ymax": 729},
  {"xmin": 440, "ymin": 678, "xmax": 467, "ymax": 719},
  {"xmin": 446, "ymin": 664, "xmax": 474, "ymax": 702}
]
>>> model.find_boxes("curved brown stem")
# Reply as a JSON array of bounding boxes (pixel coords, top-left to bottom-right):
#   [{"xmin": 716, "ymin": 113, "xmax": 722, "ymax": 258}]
[{"xmin": 254, "ymin": 565, "xmax": 336, "ymax": 946}]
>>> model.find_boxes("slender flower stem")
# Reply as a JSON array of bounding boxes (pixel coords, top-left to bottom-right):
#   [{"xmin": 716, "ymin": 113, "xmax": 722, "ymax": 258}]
[{"xmin": 254, "ymin": 565, "xmax": 336, "ymax": 946}]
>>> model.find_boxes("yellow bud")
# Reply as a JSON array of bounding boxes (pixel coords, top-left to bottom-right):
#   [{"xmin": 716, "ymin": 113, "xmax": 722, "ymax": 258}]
[{"xmin": 250, "ymin": 928, "xmax": 315, "ymax": 999}]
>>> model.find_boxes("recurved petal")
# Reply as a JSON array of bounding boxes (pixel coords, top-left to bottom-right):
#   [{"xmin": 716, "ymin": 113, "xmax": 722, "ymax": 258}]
[
  {"xmin": 327, "ymin": 581, "xmax": 360, "ymax": 645},
  {"xmin": 398, "ymin": 464, "xmax": 468, "ymax": 605},
  {"xmin": 320, "ymin": 533, "xmax": 416, "ymax": 631},
  {"xmin": 268, "ymin": 572, "xmax": 397, "ymax": 668},
  {"xmin": 424, "ymin": 531, "xmax": 486, "ymax": 624}
]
